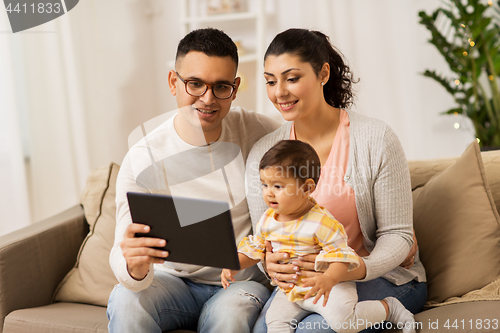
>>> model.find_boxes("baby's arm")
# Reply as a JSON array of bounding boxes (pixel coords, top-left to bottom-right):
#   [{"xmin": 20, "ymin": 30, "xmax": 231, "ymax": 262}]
[
  {"xmin": 303, "ymin": 261, "xmax": 349, "ymax": 306},
  {"xmin": 221, "ymin": 253, "xmax": 260, "ymax": 289}
]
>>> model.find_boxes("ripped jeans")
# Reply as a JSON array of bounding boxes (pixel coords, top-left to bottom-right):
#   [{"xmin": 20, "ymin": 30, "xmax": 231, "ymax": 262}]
[{"xmin": 107, "ymin": 270, "xmax": 270, "ymax": 333}]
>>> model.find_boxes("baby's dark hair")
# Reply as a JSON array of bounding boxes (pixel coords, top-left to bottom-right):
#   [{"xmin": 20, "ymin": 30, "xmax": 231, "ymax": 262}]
[
  {"xmin": 264, "ymin": 28, "xmax": 357, "ymax": 109},
  {"xmin": 176, "ymin": 28, "xmax": 238, "ymax": 70},
  {"xmin": 259, "ymin": 140, "xmax": 321, "ymax": 184}
]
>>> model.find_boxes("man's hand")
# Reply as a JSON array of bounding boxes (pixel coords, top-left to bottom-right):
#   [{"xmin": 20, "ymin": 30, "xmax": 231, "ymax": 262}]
[
  {"xmin": 400, "ymin": 230, "xmax": 418, "ymax": 269},
  {"xmin": 302, "ymin": 274, "xmax": 338, "ymax": 307},
  {"xmin": 120, "ymin": 223, "xmax": 169, "ymax": 281},
  {"xmin": 221, "ymin": 269, "xmax": 239, "ymax": 289}
]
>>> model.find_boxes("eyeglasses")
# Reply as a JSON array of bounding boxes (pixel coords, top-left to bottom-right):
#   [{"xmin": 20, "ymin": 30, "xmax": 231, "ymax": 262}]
[{"xmin": 175, "ymin": 71, "xmax": 236, "ymax": 100}]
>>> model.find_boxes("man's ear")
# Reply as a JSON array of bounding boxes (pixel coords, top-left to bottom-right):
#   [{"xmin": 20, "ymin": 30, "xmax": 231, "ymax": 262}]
[
  {"xmin": 303, "ymin": 179, "xmax": 316, "ymax": 195},
  {"xmin": 168, "ymin": 70, "xmax": 177, "ymax": 96},
  {"xmin": 231, "ymin": 76, "xmax": 241, "ymax": 101}
]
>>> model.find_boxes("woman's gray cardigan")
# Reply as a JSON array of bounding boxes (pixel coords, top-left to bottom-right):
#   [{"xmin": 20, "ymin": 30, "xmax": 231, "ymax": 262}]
[{"xmin": 245, "ymin": 110, "xmax": 426, "ymax": 285}]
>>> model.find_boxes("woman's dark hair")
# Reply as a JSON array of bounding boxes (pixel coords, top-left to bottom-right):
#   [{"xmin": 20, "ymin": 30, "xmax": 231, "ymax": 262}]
[
  {"xmin": 259, "ymin": 140, "xmax": 321, "ymax": 184},
  {"xmin": 264, "ymin": 28, "xmax": 357, "ymax": 109},
  {"xmin": 176, "ymin": 28, "xmax": 238, "ymax": 70}
]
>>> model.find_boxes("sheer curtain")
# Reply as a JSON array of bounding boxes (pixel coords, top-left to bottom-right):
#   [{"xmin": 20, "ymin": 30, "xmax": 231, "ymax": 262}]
[
  {"xmin": 0, "ymin": 17, "xmax": 31, "ymax": 235},
  {"xmin": 0, "ymin": 9, "xmax": 89, "ymax": 234}
]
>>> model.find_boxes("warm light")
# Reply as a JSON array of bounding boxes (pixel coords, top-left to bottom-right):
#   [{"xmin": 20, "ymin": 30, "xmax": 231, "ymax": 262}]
[
  {"xmin": 454, "ymin": 123, "xmax": 461, "ymax": 129},
  {"xmin": 488, "ymin": 1, "xmax": 493, "ymax": 5},
  {"xmin": 489, "ymin": 75, "xmax": 495, "ymax": 81},
  {"xmin": 470, "ymin": 41, "xmax": 475, "ymax": 47},
  {"xmin": 455, "ymin": 79, "xmax": 460, "ymax": 85},
  {"xmin": 454, "ymin": 112, "xmax": 459, "ymax": 116},
  {"xmin": 463, "ymin": 51, "xmax": 468, "ymax": 56},
  {"xmin": 461, "ymin": 23, "xmax": 466, "ymax": 27},
  {"xmin": 477, "ymin": 138, "xmax": 481, "ymax": 144}
]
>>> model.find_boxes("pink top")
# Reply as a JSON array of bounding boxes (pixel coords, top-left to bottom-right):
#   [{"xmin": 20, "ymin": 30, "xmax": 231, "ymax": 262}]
[{"xmin": 290, "ymin": 109, "xmax": 369, "ymax": 257}]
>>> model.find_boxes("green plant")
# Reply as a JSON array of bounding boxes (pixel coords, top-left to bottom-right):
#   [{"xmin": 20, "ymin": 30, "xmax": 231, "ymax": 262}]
[{"xmin": 419, "ymin": 0, "xmax": 500, "ymax": 147}]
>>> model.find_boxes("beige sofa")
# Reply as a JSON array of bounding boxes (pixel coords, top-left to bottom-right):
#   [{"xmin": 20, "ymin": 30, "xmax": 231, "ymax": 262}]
[{"xmin": 1, "ymin": 141, "xmax": 499, "ymax": 333}]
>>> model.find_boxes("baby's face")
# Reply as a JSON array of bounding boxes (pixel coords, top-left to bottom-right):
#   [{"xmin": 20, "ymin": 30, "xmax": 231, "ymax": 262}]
[{"xmin": 260, "ymin": 166, "xmax": 310, "ymax": 221}]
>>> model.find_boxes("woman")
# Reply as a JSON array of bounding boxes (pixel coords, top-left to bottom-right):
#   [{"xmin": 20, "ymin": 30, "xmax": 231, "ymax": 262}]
[{"xmin": 246, "ymin": 28, "xmax": 427, "ymax": 333}]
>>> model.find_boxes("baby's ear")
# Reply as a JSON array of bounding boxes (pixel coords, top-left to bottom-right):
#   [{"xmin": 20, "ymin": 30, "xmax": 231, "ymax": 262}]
[{"xmin": 303, "ymin": 179, "xmax": 316, "ymax": 195}]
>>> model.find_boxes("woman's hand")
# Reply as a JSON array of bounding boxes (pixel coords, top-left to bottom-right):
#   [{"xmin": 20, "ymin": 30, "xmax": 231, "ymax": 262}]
[
  {"xmin": 400, "ymin": 230, "xmax": 418, "ymax": 269},
  {"xmin": 286, "ymin": 253, "xmax": 367, "ymax": 281},
  {"xmin": 265, "ymin": 241, "xmax": 321, "ymax": 288},
  {"xmin": 265, "ymin": 241, "xmax": 298, "ymax": 289}
]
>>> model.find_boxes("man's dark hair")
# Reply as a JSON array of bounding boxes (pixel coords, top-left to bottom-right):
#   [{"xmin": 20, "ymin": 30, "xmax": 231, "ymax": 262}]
[
  {"xmin": 259, "ymin": 140, "xmax": 321, "ymax": 184},
  {"xmin": 176, "ymin": 28, "xmax": 238, "ymax": 70}
]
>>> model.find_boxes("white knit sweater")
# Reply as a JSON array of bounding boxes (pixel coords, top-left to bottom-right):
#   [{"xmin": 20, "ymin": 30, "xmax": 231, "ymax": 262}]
[
  {"xmin": 111, "ymin": 107, "xmax": 280, "ymax": 292},
  {"xmin": 245, "ymin": 110, "xmax": 426, "ymax": 285}
]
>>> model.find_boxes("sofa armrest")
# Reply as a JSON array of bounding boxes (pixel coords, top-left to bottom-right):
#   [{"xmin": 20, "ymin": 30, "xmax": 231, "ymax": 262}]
[{"xmin": 0, "ymin": 205, "xmax": 88, "ymax": 331}]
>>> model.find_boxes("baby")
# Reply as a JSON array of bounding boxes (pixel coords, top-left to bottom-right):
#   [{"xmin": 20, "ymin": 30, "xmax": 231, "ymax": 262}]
[{"xmin": 221, "ymin": 140, "xmax": 416, "ymax": 333}]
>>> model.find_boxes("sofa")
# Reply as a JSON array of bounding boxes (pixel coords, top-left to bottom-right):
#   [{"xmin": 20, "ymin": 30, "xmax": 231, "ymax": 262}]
[{"xmin": 1, "ymin": 140, "xmax": 499, "ymax": 333}]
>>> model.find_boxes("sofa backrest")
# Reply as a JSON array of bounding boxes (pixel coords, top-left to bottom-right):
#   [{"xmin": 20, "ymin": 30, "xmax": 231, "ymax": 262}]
[
  {"xmin": 408, "ymin": 145, "xmax": 500, "ymax": 305},
  {"xmin": 408, "ymin": 149, "xmax": 500, "ymax": 215}
]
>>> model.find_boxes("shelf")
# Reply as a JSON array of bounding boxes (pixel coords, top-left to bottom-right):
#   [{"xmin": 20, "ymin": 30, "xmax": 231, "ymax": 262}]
[
  {"xmin": 182, "ymin": 11, "xmax": 257, "ymax": 24},
  {"xmin": 179, "ymin": 0, "xmax": 267, "ymax": 113}
]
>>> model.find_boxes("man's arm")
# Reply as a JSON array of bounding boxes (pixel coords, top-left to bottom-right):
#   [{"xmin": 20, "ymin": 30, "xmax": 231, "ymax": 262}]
[{"xmin": 109, "ymin": 152, "xmax": 168, "ymax": 291}]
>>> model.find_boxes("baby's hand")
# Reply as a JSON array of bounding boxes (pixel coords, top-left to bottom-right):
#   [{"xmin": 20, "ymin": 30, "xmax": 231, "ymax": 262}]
[
  {"xmin": 302, "ymin": 274, "xmax": 337, "ymax": 307},
  {"xmin": 221, "ymin": 269, "xmax": 238, "ymax": 289}
]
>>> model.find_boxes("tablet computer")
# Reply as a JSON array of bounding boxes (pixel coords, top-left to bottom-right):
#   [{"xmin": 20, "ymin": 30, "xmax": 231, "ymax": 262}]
[{"xmin": 127, "ymin": 192, "xmax": 240, "ymax": 270}]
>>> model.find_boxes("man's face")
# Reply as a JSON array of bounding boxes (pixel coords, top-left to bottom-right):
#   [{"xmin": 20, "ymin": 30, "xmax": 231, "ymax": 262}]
[{"xmin": 169, "ymin": 51, "xmax": 240, "ymax": 142}]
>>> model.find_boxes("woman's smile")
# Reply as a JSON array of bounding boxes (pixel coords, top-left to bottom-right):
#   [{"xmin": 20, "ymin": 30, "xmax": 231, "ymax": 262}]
[{"xmin": 278, "ymin": 101, "xmax": 298, "ymax": 111}]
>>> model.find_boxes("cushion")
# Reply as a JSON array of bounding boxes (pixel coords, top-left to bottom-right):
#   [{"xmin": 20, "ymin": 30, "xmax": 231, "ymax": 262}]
[
  {"xmin": 412, "ymin": 141, "xmax": 500, "ymax": 304},
  {"xmin": 4, "ymin": 303, "xmax": 108, "ymax": 333},
  {"xmin": 53, "ymin": 163, "xmax": 120, "ymax": 307},
  {"xmin": 482, "ymin": 150, "xmax": 500, "ymax": 215},
  {"xmin": 408, "ymin": 149, "xmax": 500, "ymax": 214},
  {"xmin": 381, "ymin": 301, "xmax": 500, "ymax": 333}
]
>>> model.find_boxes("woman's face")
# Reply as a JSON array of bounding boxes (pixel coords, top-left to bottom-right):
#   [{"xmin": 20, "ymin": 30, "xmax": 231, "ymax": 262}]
[{"xmin": 264, "ymin": 53, "xmax": 326, "ymax": 122}]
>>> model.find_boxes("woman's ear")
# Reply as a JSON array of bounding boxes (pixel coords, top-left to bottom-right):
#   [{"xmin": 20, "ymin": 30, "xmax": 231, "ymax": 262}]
[
  {"xmin": 303, "ymin": 179, "xmax": 316, "ymax": 195},
  {"xmin": 320, "ymin": 62, "xmax": 330, "ymax": 85}
]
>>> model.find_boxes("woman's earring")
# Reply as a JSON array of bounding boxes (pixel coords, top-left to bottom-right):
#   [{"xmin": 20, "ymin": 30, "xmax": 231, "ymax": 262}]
[{"xmin": 321, "ymin": 82, "xmax": 325, "ymax": 86}]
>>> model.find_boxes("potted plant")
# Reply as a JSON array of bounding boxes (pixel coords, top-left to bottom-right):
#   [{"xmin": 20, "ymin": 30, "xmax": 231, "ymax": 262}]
[{"xmin": 419, "ymin": 0, "xmax": 500, "ymax": 148}]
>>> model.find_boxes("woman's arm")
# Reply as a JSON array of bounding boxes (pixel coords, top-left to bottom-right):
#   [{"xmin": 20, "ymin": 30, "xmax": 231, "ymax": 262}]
[{"xmin": 360, "ymin": 126, "xmax": 414, "ymax": 281}]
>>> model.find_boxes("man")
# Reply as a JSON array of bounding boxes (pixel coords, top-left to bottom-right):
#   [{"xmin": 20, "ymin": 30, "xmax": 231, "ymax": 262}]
[{"xmin": 107, "ymin": 28, "xmax": 280, "ymax": 332}]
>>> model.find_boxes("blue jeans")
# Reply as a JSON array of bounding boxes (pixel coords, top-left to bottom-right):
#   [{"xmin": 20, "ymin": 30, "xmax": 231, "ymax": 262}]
[
  {"xmin": 107, "ymin": 270, "xmax": 271, "ymax": 333},
  {"xmin": 252, "ymin": 278, "xmax": 427, "ymax": 333}
]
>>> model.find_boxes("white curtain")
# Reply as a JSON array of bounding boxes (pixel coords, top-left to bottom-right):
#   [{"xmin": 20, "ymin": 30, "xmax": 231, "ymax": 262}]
[
  {"xmin": 0, "ymin": 16, "xmax": 31, "ymax": 235},
  {"xmin": 0, "ymin": 0, "xmax": 478, "ymax": 235},
  {"xmin": 0, "ymin": 12, "xmax": 90, "ymax": 234}
]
